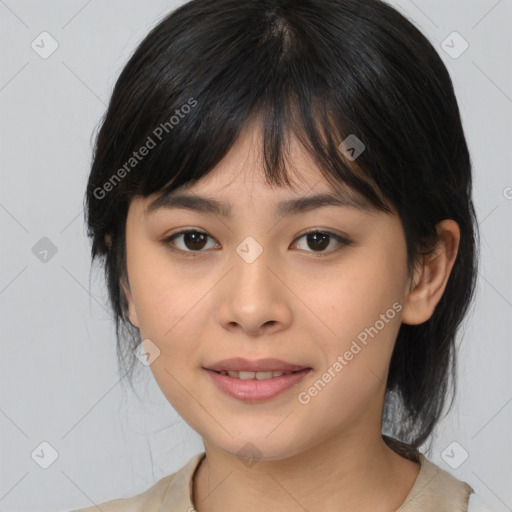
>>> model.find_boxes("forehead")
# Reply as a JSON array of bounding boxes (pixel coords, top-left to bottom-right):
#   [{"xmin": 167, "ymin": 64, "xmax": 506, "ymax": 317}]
[{"xmin": 142, "ymin": 122, "xmax": 379, "ymax": 217}]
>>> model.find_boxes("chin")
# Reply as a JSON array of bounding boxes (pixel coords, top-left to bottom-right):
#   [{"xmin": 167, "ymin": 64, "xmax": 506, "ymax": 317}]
[{"xmin": 205, "ymin": 430, "xmax": 309, "ymax": 463}]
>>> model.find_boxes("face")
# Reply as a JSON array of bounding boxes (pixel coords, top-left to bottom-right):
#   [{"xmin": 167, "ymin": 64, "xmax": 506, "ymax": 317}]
[{"xmin": 122, "ymin": 124, "xmax": 414, "ymax": 461}]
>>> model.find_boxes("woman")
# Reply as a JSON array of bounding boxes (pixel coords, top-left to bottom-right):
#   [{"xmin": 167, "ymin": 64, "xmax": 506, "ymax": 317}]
[{"xmin": 75, "ymin": 0, "xmax": 486, "ymax": 509}]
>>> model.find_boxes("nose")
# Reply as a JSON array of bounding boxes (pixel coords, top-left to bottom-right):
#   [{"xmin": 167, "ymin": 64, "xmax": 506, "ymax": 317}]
[{"xmin": 215, "ymin": 240, "xmax": 293, "ymax": 337}]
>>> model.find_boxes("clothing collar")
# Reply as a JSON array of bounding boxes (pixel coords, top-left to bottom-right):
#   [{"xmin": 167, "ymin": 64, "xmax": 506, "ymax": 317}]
[
  {"xmin": 161, "ymin": 451, "xmax": 206, "ymax": 510},
  {"xmin": 161, "ymin": 451, "xmax": 473, "ymax": 511}
]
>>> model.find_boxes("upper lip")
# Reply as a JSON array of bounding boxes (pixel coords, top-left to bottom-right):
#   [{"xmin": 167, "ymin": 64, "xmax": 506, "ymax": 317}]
[{"xmin": 204, "ymin": 357, "xmax": 311, "ymax": 373}]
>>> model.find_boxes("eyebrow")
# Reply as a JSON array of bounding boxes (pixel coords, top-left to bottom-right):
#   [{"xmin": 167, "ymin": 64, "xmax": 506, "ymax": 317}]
[{"xmin": 144, "ymin": 190, "xmax": 374, "ymax": 219}]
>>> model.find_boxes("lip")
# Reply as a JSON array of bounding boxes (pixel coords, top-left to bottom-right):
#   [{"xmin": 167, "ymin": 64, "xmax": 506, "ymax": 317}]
[
  {"xmin": 204, "ymin": 357, "xmax": 310, "ymax": 373},
  {"xmin": 204, "ymin": 367, "xmax": 312, "ymax": 402}
]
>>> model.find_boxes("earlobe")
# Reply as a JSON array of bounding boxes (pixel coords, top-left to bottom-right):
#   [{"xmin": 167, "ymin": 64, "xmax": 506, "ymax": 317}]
[{"xmin": 401, "ymin": 219, "xmax": 460, "ymax": 326}]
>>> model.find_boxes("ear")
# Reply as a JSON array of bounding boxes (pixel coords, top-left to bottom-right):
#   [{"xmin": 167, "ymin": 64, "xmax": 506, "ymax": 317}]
[
  {"xmin": 120, "ymin": 274, "xmax": 140, "ymax": 328},
  {"xmin": 401, "ymin": 219, "xmax": 460, "ymax": 325}
]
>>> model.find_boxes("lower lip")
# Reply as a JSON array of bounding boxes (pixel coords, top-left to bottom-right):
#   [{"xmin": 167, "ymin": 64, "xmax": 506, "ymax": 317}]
[{"xmin": 204, "ymin": 368, "xmax": 312, "ymax": 402}]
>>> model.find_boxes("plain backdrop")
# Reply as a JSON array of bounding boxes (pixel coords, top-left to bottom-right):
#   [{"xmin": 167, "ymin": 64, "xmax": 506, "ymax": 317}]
[{"xmin": 0, "ymin": 1, "xmax": 511, "ymax": 511}]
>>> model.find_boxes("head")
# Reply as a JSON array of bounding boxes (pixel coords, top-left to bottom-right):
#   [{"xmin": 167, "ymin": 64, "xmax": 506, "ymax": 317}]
[{"xmin": 85, "ymin": 0, "xmax": 478, "ymax": 458}]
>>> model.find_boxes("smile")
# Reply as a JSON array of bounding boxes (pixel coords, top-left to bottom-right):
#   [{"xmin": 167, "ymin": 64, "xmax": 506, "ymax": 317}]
[{"xmin": 216, "ymin": 370, "xmax": 298, "ymax": 380}]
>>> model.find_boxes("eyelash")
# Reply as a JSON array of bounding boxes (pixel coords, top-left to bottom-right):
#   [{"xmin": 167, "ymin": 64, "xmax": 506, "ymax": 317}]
[{"xmin": 161, "ymin": 228, "xmax": 354, "ymax": 258}]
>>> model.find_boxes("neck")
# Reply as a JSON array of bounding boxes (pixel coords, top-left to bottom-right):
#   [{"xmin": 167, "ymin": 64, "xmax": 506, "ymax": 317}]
[{"xmin": 192, "ymin": 430, "xmax": 420, "ymax": 512}]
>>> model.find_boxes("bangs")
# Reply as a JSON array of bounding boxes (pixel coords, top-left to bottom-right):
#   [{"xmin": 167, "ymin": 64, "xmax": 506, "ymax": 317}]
[{"xmin": 97, "ymin": 1, "xmax": 410, "ymax": 216}]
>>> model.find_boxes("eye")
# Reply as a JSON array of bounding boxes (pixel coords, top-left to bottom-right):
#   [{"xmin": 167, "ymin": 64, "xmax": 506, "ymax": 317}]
[
  {"xmin": 161, "ymin": 228, "xmax": 353, "ymax": 257},
  {"xmin": 291, "ymin": 230, "xmax": 353, "ymax": 256},
  {"xmin": 162, "ymin": 229, "xmax": 219, "ymax": 255}
]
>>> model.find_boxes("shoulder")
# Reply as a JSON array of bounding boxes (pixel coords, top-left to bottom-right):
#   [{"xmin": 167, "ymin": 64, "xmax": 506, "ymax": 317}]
[
  {"xmin": 397, "ymin": 453, "xmax": 474, "ymax": 511},
  {"xmin": 70, "ymin": 451, "xmax": 205, "ymax": 512}
]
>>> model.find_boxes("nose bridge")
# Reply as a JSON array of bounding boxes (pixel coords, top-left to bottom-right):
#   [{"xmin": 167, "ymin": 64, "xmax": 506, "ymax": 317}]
[
  {"xmin": 232, "ymin": 234, "xmax": 275, "ymax": 301},
  {"xmin": 216, "ymin": 233, "xmax": 291, "ymax": 334}
]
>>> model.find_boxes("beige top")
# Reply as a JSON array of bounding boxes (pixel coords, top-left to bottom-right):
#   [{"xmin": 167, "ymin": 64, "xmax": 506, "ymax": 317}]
[{"xmin": 72, "ymin": 451, "xmax": 474, "ymax": 511}]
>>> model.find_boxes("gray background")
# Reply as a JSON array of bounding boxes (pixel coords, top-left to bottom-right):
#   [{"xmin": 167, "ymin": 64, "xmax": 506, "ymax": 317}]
[{"xmin": 0, "ymin": 0, "xmax": 511, "ymax": 510}]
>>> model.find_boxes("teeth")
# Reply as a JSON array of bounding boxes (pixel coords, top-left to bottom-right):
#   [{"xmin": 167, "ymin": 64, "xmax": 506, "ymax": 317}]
[{"xmin": 219, "ymin": 370, "xmax": 293, "ymax": 380}]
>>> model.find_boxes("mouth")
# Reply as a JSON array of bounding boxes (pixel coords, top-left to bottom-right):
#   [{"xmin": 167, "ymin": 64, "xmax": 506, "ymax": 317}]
[
  {"xmin": 203, "ymin": 366, "xmax": 313, "ymax": 402},
  {"xmin": 203, "ymin": 357, "xmax": 312, "ymax": 376},
  {"xmin": 209, "ymin": 369, "xmax": 310, "ymax": 381}
]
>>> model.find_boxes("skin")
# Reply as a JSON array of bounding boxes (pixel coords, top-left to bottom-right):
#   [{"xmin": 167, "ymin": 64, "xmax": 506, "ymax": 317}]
[{"xmin": 121, "ymin": 122, "xmax": 460, "ymax": 512}]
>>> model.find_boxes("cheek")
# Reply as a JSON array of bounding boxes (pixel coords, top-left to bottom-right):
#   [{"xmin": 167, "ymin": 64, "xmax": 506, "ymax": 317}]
[
  {"xmin": 307, "ymin": 252, "xmax": 404, "ymax": 342},
  {"xmin": 294, "ymin": 261, "xmax": 404, "ymax": 434},
  {"xmin": 126, "ymin": 242, "xmax": 207, "ymax": 340},
  {"xmin": 129, "ymin": 258, "xmax": 209, "ymax": 412},
  {"xmin": 301, "ymin": 252, "xmax": 406, "ymax": 416},
  {"xmin": 126, "ymin": 248, "xmax": 226, "ymax": 395}
]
